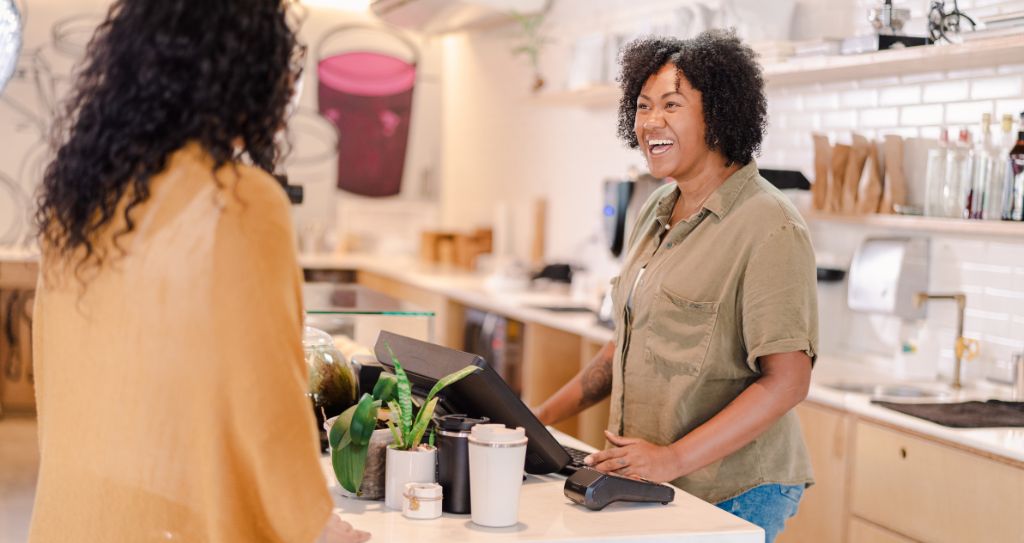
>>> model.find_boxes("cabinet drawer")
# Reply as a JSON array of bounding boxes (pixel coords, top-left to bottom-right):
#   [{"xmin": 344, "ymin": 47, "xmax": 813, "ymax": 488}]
[
  {"xmin": 777, "ymin": 402, "xmax": 849, "ymax": 543},
  {"xmin": 848, "ymin": 517, "xmax": 915, "ymax": 543},
  {"xmin": 850, "ymin": 421, "xmax": 1024, "ymax": 543}
]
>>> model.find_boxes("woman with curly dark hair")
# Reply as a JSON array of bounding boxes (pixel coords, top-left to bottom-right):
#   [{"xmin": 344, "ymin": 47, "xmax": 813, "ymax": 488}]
[
  {"xmin": 30, "ymin": 1, "xmax": 368, "ymax": 542},
  {"xmin": 537, "ymin": 30, "xmax": 816, "ymax": 541}
]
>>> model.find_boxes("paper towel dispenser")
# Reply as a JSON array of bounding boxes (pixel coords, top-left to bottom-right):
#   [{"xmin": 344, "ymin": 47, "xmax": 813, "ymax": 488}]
[{"xmin": 847, "ymin": 237, "xmax": 929, "ymax": 319}]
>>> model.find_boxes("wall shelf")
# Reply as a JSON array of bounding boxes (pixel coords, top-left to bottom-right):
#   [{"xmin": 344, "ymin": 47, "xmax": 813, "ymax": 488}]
[
  {"xmin": 532, "ymin": 35, "xmax": 1024, "ymax": 106},
  {"xmin": 804, "ymin": 212, "xmax": 1024, "ymax": 238},
  {"xmin": 764, "ymin": 34, "xmax": 1024, "ymax": 87}
]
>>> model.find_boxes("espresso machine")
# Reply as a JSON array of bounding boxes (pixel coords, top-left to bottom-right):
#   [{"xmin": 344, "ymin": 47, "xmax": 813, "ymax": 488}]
[{"xmin": 596, "ymin": 170, "xmax": 664, "ymax": 327}]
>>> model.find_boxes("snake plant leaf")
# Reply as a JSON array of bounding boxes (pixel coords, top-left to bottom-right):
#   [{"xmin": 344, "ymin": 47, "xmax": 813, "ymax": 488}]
[
  {"xmin": 348, "ymin": 394, "xmax": 381, "ymax": 447},
  {"xmin": 333, "ymin": 441, "xmax": 368, "ymax": 494},
  {"xmin": 385, "ymin": 419, "xmax": 402, "ymax": 449},
  {"xmin": 385, "ymin": 343, "xmax": 413, "ymax": 439},
  {"xmin": 423, "ymin": 365, "xmax": 481, "ymax": 405},
  {"xmin": 371, "ymin": 373, "xmax": 398, "ymax": 403},
  {"xmin": 409, "ymin": 397, "xmax": 439, "ymax": 449},
  {"xmin": 329, "ymin": 403, "xmax": 359, "ymax": 449},
  {"xmin": 386, "ymin": 400, "xmax": 404, "ymax": 449}
]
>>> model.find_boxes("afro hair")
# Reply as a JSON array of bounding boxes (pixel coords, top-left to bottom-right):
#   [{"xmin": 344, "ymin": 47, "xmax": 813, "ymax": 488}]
[{"xmin": 616, "ymin": 29, "xmax": 767, "ymax": 167}]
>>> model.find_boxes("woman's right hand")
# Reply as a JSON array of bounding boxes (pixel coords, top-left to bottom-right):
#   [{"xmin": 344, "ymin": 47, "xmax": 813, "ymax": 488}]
[{"xmin": 317, "ymin": 512, "xmax": 370, "ymax": 543}]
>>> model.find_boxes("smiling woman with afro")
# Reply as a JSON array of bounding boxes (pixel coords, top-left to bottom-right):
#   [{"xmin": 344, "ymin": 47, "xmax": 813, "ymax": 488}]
[{"xmin": 535, "ymin": 30, "xmax": 818, "ymax": 543}]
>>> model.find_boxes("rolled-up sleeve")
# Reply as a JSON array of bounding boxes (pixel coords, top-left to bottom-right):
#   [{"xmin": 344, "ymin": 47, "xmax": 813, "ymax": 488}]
[{"xmin": 740, "ymin": 221, "xmax": 819, "ymax": 371}]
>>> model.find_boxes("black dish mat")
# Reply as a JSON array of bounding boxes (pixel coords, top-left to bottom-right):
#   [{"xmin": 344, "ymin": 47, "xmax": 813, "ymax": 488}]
[{"xmin": 871, "ymin": 400, "xmax": 1024, "ymax": 428}]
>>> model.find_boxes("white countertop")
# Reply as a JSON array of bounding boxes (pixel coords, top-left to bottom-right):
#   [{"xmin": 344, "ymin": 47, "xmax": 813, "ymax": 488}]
[
  {"xmin": 301, "ymin": 253, "xmax": 615, "ymax": 344},
  {"xmin": 808, "ymin": 355, "xmax": 1024, "ymax": 464},
  {"xmin": 0, "ymin": 247, "xmax": 39, "ymax": 264},
  {"xmin": 318, "ymin": 431, "xmax": 763, "ymax": 543}
]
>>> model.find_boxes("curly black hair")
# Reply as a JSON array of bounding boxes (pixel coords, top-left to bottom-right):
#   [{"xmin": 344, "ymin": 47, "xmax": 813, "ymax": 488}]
[
  {"xmin": 616, "ymin": 29, "xmax": 767, "ymax": 167},
  {"xmin": 36, "ymin": 0, "xmax": 300, "ymax": 266}
]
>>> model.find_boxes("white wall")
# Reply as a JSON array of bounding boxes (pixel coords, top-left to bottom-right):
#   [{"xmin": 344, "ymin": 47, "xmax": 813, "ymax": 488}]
[{"xmin": 437, "ymin": 0, "xmax": 1024, "ymax": 381}]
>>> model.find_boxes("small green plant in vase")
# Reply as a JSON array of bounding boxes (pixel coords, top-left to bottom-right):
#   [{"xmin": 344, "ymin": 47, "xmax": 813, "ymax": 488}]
[
  {"xmin": 329, "ymin": 371, "xmax": 397, "ymax": 497},
  {"xmin": 329, "ymin": 342, "xmax": 479, "ymax": 504}
]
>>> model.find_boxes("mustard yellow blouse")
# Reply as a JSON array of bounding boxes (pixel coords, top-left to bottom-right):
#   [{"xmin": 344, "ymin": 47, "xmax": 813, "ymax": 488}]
[{"xmin": 31, "ymin": 144, "xmax": 332, "ymax": 542}]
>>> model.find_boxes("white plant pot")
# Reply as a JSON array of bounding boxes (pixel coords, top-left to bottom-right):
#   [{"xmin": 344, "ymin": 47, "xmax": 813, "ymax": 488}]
[{"xmin": 385, "ymin": 446, "xmax": 437, "ymax": 510}]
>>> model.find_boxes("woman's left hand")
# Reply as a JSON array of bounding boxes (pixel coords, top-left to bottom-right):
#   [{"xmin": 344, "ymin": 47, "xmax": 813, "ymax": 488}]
[{"xmin": 583, "ymin": 430, "xmax": 682, "ymax": 483}]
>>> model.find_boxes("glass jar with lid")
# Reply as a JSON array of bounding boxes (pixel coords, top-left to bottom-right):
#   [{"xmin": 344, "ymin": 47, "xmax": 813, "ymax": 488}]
[{"xmin": 303, "ymin": 325, "xmax": 358, "ymax": 451}]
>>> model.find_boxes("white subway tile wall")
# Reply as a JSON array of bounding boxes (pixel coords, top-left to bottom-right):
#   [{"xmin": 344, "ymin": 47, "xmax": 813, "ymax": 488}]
[
  {"xmin": 879, "ymin": 85, "xmax": 921, "ymax": 107},
  {"xmin": 923, "ymin": 81, "xmax": 970, "ymax": 104},
  {"xmin": 900, "ymin": 104, "xmax": 945, "ymax": 126},
  {"xmin": 812, "ymin": 226, "xmax": 1024, "ymax": 383},
  {"xmin": 970, "ymin": 76, "xmax": 1024, "ymax": 100}
]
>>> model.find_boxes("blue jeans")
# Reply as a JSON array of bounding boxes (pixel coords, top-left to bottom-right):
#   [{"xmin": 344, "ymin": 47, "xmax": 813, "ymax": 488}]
[{"xmin": 715, "ymin": 484, "xmax": 804, "ymax": 543}]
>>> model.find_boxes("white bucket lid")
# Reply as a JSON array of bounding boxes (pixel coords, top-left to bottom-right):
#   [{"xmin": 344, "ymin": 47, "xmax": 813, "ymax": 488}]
[{"xmin": 469, "ymin": 424, "xmax": 527, "ymax": 446}]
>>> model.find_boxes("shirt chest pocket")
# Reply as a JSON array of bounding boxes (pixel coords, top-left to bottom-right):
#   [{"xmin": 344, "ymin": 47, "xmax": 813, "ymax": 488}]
[{"xmin": 644, "ymin": 286, "xmax": 719, "ymax": 377}]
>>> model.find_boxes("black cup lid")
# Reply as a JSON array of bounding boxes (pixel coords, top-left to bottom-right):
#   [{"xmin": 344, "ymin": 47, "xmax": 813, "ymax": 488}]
[{"xmin": 438, "ymin": 414, "xmax": 489, "ymax": 431}]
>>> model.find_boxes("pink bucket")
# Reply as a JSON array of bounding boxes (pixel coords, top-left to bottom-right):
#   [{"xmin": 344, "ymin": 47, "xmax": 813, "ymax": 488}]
[{"xmin": 316, "ymin": 26, "xmax": 418, "ymax": 197}]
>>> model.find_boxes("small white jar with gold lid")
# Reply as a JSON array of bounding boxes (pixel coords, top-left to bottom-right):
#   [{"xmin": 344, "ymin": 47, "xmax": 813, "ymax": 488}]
[{"xmin": 402, "ymin": 482, "xmax": 443, "ymax": 520}]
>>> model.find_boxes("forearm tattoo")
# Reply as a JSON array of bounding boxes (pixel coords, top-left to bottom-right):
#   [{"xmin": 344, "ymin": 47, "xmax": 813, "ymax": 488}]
[{"xmin": 579, "ymin": 353, "xmax": 613, "ymax": 409}]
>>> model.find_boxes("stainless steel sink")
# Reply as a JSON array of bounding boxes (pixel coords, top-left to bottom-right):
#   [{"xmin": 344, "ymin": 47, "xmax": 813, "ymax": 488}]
[
  {"xmin": 824, "ymin": 382, "xmax": 878, "ymax": 394},
  {"xmin": 822, "ymin": 382, "xmax": 953, "ymax": 401},
  {"xmin": 874, "ymin": 385, "xmax": 946, "ymax": 399}
]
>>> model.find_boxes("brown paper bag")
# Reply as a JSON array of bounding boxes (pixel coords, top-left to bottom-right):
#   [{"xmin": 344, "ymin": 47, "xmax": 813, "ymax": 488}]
[
  {"xmin": 879, "ymin": 135, "xmax": 907, "ymax": 214},
  {"xmin": 841, "ymin": 135, "xmax": 869, "ymax": 214},
  {"xmin": 855, "ymin": 140, "xmax": 884, "ymax": 215},
  {"xmin": 827, "ymin": 144, "xmax": 850, "ymax": 213},
  {"xmin": 812, "ymin": 134, "xmax": 831, "ymax": 211}
]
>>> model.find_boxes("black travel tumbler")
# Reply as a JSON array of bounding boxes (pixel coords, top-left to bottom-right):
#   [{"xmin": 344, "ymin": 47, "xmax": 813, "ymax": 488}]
[{"xmin": 437, "ymin": 414, "xmax": 489, "ymax": 514}]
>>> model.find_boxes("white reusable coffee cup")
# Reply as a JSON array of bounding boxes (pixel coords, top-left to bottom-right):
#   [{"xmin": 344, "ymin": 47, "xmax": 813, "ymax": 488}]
[{"xmin": 467, "ymin": 424, "xmax": 528, "ymax": 527}]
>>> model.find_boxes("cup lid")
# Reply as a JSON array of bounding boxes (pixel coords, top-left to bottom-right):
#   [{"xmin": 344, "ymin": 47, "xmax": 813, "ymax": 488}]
[
  {"xmin": 404, "ymin": 482, "xmax": 443, "ymax": 499},
  {"xmin": 469, "ymin": 424, "xmax": 526, "ymax": 443},
  {"xmin": 438, "ymin": 414, "xmax": 490, "ymax": 431}
]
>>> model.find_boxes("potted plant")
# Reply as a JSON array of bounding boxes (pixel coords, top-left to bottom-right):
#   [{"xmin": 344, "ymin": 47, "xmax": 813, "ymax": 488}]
[
  {"xmin": 328, "ymin": 372, "xmax": 398, "ymax": 499},
  {"xmin": 328, "ymin": 343, "xmax": 479, "ymax": 508},
  {"xmin": 382, "ymin": 344, "xmax": 480, "ymax": 510}
]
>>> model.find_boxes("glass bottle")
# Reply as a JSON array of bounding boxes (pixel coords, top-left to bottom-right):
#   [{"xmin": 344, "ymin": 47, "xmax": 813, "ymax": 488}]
[
  {"xmin": 943, "ymin": 128, "xmax": 973, "ymax": 219},
  {"xmin": 985, "ymin": 114, "xmax": 1014, "ymax": 220},
  {"xmin": 1006, "ymin": 113, "xmax": 1024, "ymax": 221},
  {"xmin": 924, "ymin": 128, "xmax": 948, "ymax": 218},
  {"xmin": 970, "ymin": 113, "xmax": 997, "ymax": 220},
  {"xmin": 1002, "ymin": 113, "xmax": 1017, "ymax": 151}
]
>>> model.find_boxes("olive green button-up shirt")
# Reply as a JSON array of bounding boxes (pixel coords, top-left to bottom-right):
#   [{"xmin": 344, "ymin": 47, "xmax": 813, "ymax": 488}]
[{"xmin": 608, "ymin": 161, "xmax": 818, "ymax": 504}]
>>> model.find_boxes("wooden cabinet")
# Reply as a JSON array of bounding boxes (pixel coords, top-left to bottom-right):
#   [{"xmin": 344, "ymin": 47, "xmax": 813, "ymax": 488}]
[
  {"xmin": 782, "ymin": 403, "xmax": 1024, "ymax": 543},
  {"xmin": 0, "ymin": 261, "xmax": 37, "ymax": 414},
  {"xmin": 575, "ymin": 338, "xmax": 610, "ymax": 449},
  {"xmin": 778, "ymin": 402, "xmax": 852, "ymax": 543},
  {"xmin": 850, "ymin": 421, "xmax": 1024, "ymax": 543},
  {"xmin": 847, "ymin": 518, "xmax": 914, "ymax": 543},
  {"xmin": 521, "ymin": 322, "xmax": 581, "ymax": 437}
]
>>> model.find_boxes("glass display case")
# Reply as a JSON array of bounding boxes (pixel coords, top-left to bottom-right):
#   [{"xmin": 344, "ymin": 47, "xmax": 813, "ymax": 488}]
[
  {"xmin": 303, "ymin": 282, "xmax": 435, "ymax": 450},
  {"xmin": 303, "ymin": 282, "xmax": 435, "ymax": 361}
]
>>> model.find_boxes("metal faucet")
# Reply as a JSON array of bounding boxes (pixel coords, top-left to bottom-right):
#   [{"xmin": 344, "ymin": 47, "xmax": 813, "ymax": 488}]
[{"xmin": 913, "ymin": 292, "xmax": 978, "ymax": 389}]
